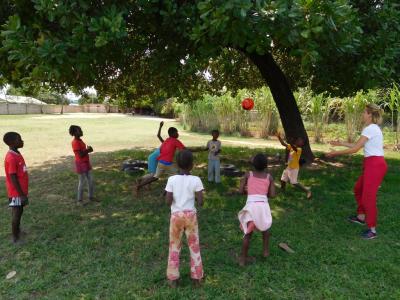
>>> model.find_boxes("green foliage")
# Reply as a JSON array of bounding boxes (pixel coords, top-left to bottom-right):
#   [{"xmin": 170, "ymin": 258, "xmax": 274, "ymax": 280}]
[
  {"xmin": 6, "ymin": 83, "xmax": 67, "ymax": 104},
  {"xmin": 179, "ymin": 87, "xmax": 279, "ymax": 137},
  {"xmin": 1, "ymin": 0, "xmax": 398, "ymax": 103},
  {"xmin": 342, "ymin": 91, "xmax": 374, "ymax": 142},
  {"xmin": 78, "ymin": 92, "xmax": 103, "ymax": 105},
  {"xmin": 306, "ymin": 92, "xmax": 331, "ymax": 143}
]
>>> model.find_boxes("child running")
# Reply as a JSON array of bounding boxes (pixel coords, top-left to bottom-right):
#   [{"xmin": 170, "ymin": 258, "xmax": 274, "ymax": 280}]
[
  {"xmin": 238, "ymin": 153, "xmax": 276, "ymax": 266},
  {"xmin": 277, "ymin": 133, "xmax": 312, "ymax": 199},
  {"xmin": 3, "ymin": 132, "xmax": 29, "ymax": 244},
  {"xmin": 69, "ymin": 125, "xmax": 95, "ymax": 204},
  {"xmin": 206, "ymin": 129, "xmax": 221, "ymax": 183},
  {"xmin": 165, "ymin": 149, "xmax": 204, "ymax": 287},
  {"xmin": 135, "ymin": 126, "xmax": 185, "ymax": 194}
]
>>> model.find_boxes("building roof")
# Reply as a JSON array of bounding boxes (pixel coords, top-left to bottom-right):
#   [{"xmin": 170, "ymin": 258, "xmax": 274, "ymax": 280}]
[{"xmin": 0, "ymin": 95, "xmax": 47, "ymax": 105}]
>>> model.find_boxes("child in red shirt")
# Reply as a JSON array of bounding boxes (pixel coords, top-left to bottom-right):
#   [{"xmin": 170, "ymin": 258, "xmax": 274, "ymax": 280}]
[
  {"xmin": 3, "ymin": 132, "xmax": 29, "ymax": 244},
  {"xmin": 69, "ymin": 125, "xmax": 95, "ymax": 204},
  {"xmin": 135, "ymin": 127, "xmax": 185, "ymax": 194}
]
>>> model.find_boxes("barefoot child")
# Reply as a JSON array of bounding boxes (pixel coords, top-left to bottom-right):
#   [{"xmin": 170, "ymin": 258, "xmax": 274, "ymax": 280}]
[
  {"xmin": 3, "ymin": 132, "xmax": 29, "ymax": 244},
  {"xmin": 238, "ymin": 153, "xmax": 276, "ymax": 266},
  {"xmin": 277, "ymin": 133, "xmax": 312, "ymax": 199},
  {"xmin": 69, "ymin": 125, "xmax": 95, "ymax": 204},
  {"xmin": 136, "ymin": 127, "xmax": 185, "ymax": 193},
  {"xmin": 165, "ymin": 150, "xmax": 204, "ymax": 287},
  {"xmin": 206, "ymin": 129, "xmax": 221, "ymax": 183}
]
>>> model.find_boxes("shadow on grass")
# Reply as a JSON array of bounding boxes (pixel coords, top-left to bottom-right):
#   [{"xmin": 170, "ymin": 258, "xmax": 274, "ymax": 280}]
[{"xmin": 0, "ymin": 147, "xmax": 399, "ymax": 298}]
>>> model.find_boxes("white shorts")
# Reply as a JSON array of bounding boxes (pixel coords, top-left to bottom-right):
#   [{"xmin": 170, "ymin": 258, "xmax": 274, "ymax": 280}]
[{"xmin": 281, "ymin": 168, "xmax": 299, "ymax": 184}]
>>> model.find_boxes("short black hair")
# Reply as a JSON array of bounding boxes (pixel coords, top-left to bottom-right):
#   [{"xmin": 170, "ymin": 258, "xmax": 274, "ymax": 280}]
[
  {"xmin": 69, "ymin": 125, "xmax": 81, "ymax": 136},
  {"xmin": 211, "ymin": 129, "xmax": 219, "ymax": 134},
  {"xmin": 3, "ymin": 132, "xmax": 20, "ymax": 146},
  {"xmin": 176, "ymin": 149, "xmax": 193, "ymax": 170},
  {"xmin": 253, "ymin": 153, "xmax": 268, "ymax": 171},
  {"xmin": 168, "ymin": 127, "xmax": 178, "ymax": 137}
]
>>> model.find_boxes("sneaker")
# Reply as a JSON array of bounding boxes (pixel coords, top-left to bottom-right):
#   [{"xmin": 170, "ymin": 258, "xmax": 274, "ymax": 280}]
[
  {"xmin": 361, "ymin": 229, "xmax": 377, "ymax": 240},
  {"xmin": 348, "ymin": 215, "xmax": 365, "ymax": 225}
]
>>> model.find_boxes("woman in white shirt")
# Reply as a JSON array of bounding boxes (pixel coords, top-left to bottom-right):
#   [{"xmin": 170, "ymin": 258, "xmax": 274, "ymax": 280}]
[{"xmin": 327, "ymin": 104, "xmax": 387, "ymax": 240}]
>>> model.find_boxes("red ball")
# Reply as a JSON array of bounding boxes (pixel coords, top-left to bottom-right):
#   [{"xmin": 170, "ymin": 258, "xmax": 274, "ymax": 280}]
[{"xmin": 242, "ymin": 98, "xmax": 254, "ymax": 110}]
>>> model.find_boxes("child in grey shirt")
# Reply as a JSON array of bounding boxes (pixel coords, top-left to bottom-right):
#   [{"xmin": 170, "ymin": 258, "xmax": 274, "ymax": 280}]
[{"xmin": 206, "ymin": 130, "xmax": 221, "ymax": 183}]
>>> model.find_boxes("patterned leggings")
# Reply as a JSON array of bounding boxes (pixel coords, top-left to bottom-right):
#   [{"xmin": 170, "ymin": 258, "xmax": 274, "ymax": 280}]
[{"xmin": 167, "ymin": 211, "xmax": 203, "ymax": 280}]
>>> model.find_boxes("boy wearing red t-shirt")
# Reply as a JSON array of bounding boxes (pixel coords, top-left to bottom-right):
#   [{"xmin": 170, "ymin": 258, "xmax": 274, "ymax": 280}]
[
  {"xmin": 69, "ymin": 125, "xmax": 95, "ymax": 204},
  {"xmin": 135, "ymin": 127, "xmax": 185, "ymax": 194},
  {"xmin": 3, "ymin": 132, "xmax": 29, "ymax": 244}
]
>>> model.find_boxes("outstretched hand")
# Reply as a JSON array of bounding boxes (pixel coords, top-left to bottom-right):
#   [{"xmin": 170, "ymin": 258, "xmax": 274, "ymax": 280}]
[
  {"xmin": 87, "ymin": 145, "xmax": 93, "ymax": 152},
  {"xmin": 325, "ymin": 151, "xmax": 336, "ymax": 158},
  {"xmin": 159, "ymin": 121, "xmax": 164, "ymax": 127},
  {"xmin": 329, "ymin": 140, "xmax": 344, "ymax": 147}
]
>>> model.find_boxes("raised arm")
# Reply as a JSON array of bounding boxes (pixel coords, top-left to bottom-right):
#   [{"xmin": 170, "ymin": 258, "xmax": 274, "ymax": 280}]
[
  {"xmin": 276, "ymin": 133, "xmax": 288, "ymax": 147},
  {"xmin": 157, "ymin": 121, "xmax": 164, "ymax": 143}
]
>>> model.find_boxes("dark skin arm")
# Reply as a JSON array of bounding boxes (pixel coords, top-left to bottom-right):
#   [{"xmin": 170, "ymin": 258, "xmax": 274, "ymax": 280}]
[
  {"xmin": 267, "ymin": 174, "xmax": 276, "ymax": 198},
  {"xmin": 77, "ymin": 146, "xmax": 93, "ymax": 158},
  {"xmin": 157, "ymin": 121, "xmax": 164, "ymax": 143},
  {"xmin": 10, "ymin": 174, "xmax": 27, "ymax": 199},
  {"xmin": 276, "ymin": 133, "xmax": 288, "ymax": 148},
  {"xmin": 239, "ymin": 172, "xmax": 250, "ymax": 195},
  {"xmin": 166, "ymin": 191, "xmax": 173, "ymax": 206},
  {"xmin": 196, "ymin": 191, "xmax": 204, "ymax": 207}
]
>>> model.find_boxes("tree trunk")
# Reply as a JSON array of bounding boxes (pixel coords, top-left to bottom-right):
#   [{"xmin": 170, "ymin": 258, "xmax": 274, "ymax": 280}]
[{"xmin": 247, "ymin": 52, "xmax": 314, "ymax": 162}]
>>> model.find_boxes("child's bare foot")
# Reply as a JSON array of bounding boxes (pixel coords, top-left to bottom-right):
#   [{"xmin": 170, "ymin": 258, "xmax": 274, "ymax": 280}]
[
  {"xmin": 238, "ymin": 256, "xmax": 246, "ymax": 267},
  {"xmin": 167, "ymin": 279, "xmax": 178, "ymax": 288},
  {"xmin": 12, "ymin": 239, "xmax": 25, "ymax": 246},
  {"xmin": 307, "ymin": 190, "xmax": 312, "ymax": 199},
  {"xmin": 192, "ymin": 279, "xmax": 202, "ymax": 288},
  {"xmin": 262, "ymin": 251, "xmax": 270, "ymax": 258},
  {"xmin": 239, "ymin": 256, "xmax": 256, "ymax": 266}
]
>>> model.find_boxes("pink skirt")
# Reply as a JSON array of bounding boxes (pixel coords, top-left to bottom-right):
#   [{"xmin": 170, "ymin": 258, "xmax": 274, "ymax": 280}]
[{"xmin": 238, "ymin": 202, "xmax": 272, "ymax": 234}]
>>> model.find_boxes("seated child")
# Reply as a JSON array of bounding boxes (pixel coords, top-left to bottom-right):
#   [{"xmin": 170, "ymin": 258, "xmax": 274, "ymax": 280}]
[
  {"xmin": 165, "ymin": 149, "xmax": 204, "ymax": 287},
  {"xmin": 69, "ymin": 125, "xmax": 95, "ymax": 204},
  {"xmin": 206, "ymin": 129, "xmax": 221, "ymax": 183},
  {"xmin": 276, "ymin": 133, "xmax": 312, "ymax": 199},
  {"xmin": 3, "ymin": 132, "xmax": 29, "ymax": 244},
  {"xmin": 238, "ymin": 153, "xmax": 276, "ymax": 266},
  {"xmin": 135, "ymin": 126, "xmax": 185, "ymax": 194}
]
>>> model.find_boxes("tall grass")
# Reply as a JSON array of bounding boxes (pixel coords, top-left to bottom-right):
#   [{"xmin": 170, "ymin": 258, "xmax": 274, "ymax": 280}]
[
  {"xmin": 177, "ymin": 87, "xmax": 395, "ymax": 144},
  {"xmin": 306, "ymin": 92, "xmax": 331, "ymax": 143},
  {"xmin": 342, "ymin": 90, "xmax": 378, "ymax": 142},
  {"xmin": 388, "ymin": 83, "xmax": 400, "ymax": 144},
  {"xmin": 253, "ymin": 87, "xmax": 279, "ymax": 137}
]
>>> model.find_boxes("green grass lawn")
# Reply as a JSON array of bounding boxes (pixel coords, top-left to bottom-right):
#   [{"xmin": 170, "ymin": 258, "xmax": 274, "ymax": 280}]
[{"xmin": 0, "ymin": 114, "xmax": 399, "ymax": 299}]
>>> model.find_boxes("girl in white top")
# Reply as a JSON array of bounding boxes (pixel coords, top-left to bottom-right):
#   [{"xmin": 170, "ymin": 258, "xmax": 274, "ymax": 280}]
[
  {"xmin": 327, "ymin": 104, "xmax": 387, "ymax": 240},
  {"xmin": 165, "ymin": 150, "xmax": 204, "ymax": 287}
]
